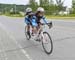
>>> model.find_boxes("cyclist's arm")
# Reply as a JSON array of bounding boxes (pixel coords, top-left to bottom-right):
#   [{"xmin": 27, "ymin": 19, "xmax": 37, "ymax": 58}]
[
  {"xmin": 25, "ymin": 17, "xmax": 29, "ymax": 24},
  {"xmin": 42, "ymin": 17, "xmax": 48, "ymax": 24}
]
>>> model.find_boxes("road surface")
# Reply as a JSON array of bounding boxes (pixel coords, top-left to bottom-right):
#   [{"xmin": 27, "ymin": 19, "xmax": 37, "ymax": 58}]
[{"xmin": 0, "ymin": 16, "xmax": 75, "ymax": 60}]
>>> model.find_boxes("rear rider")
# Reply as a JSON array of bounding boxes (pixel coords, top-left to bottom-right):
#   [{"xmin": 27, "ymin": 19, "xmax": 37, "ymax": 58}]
[
  {"xmin": 25, "ymin": 8, "xmax": 37, "ymax": 38},
  {"xmin": 25, "ymin": 7, "xmax": 33, "ymax": 38}
]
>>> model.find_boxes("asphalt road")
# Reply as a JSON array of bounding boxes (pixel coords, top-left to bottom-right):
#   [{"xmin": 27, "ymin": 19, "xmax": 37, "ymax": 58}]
[{"xmin": 0, "ymin": 16, "xmax": 75, "ymax": 60}]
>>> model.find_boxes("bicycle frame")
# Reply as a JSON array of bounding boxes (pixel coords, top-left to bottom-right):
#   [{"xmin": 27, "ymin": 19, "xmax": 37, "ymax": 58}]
[{"xmin": 30, "ymin": 24, "xmax": 46, "ymax": 41}]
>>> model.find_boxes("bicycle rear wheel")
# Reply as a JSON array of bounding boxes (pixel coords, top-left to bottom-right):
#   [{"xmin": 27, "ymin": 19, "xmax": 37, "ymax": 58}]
[
  {"xmin": 25, "ymin": 26, "xmax": 31, "ymax": 40},
  {"xmin": 42, "ymin": 32, "xmax": 53, "ymax": 54}
]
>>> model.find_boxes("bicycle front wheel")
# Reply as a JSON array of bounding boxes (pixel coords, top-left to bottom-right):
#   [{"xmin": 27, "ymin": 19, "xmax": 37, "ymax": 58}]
[{"xmin": 42, "ymin": 32, "xmax": 53, "ymax": 54}]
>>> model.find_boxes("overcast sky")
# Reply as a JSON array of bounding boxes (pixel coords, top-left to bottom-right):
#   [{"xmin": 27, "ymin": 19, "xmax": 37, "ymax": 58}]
[{"xmin": 0, "ymin": 0, "xmax": 72, "ymax": 8}]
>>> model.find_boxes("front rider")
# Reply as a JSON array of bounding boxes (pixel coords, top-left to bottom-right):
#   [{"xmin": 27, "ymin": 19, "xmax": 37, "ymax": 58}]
[{"xmin": 35, "ymin": 7, "xmax": 48, "ymax": 30}]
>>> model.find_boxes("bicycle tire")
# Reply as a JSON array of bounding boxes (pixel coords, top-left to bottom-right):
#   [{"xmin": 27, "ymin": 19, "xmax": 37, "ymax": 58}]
[
  {"xmin": 42, "ymin": 32, "xmax": 53, "ymax": 54},
  {"xmin": 25, "ymin": 26, "xmax": 30, "ymax": 40}
]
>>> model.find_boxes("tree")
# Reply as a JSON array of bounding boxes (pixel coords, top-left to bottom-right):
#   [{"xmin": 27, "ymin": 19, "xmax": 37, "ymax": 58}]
[
  {"xmin": 40, "ymin": 0, "xmax": 49, "ymax": 6},
  {"xmin": 39, "ymin": 0, "xmax": 50, "ymax": 14},
  {"xmin": 49, "ymin": 0, "xmax": 54, "ymax": 5},
  {"xmin": 29, "ymin": 0, "xmax": 38, "ymax": 11},
  {"xmin": 72, "ymin": 0, "xmax": 75, "ymax": 14},
  {"xmin": 55, "ymin": 0, "xmax": 65, "ymax": 12}
]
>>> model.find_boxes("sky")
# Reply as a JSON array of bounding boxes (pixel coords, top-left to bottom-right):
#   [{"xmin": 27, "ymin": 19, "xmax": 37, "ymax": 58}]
[{"xmin": 0, "ymin": 0, "xmax": 72, "ymax": 8}]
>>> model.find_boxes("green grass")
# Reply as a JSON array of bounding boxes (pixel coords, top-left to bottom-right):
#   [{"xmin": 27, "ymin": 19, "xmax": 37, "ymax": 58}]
[
  {"xmin": 46, "ymin": 14, "xmax": 75, "ymax": 19},
  {"xmin": 2, "ymin": 13, "xmax": 75, "ymax": 19},
  {"xmin": 4, "ymin": 13, "xmax": 24, "ymax": 17}
]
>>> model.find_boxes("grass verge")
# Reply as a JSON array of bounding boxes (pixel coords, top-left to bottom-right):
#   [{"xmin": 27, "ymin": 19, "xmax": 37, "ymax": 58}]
[
  {"xmin": 2, "ymin": 13, "xmax": 75, "ymax": 19},
  {"xmin": 46, "ymin": 14, "xmax": 75, "ymax": 19}
]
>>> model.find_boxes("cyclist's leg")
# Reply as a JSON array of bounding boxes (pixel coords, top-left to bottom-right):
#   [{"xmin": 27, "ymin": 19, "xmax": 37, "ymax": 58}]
[
  {"xmin": 37, "ymin": 22, "xmax": 42, "ymax": 34},
  {"xmin": 32, "ymin": 26, "xmax": 37, "ymax": 34},
  {"xmin": 26, "ymin": 24, "xmax": 31, "ymax": 38},
  {"xmin": 31, "ymin": 21, "xmax": 38, "ymax": 35}
]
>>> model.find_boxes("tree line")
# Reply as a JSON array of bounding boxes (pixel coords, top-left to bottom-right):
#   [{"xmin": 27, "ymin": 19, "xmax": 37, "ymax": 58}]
[
  {"xmin": 29, "ymin": 0, "xmax": 66, "ymax": 15},
  {"xmin": 0, "ymin": 3, "xmax": 28, "ymax": 14},
  {"xmin": 0, "ymin": 0, "xmax": 75, "ymax": 15}
]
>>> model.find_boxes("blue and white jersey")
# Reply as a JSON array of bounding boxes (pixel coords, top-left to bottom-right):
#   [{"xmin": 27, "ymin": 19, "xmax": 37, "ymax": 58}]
[
  {"xmin": 35, "ymin": 16, "xmax": 47, "ymax": 24},
  {"xmin": 25, "ymin": 16, "xmax": 37, "ymax": 27},
  {"xmin": 25, "ymin": 15, "xmax": 47, "ymax": 26}
]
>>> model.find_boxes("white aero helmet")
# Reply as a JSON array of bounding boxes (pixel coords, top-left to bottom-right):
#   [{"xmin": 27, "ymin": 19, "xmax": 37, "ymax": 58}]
[
  {"xmin": 26, "ymin": 7, "xmax": 32, "ymax": 13},
  {"xmin": 37, "ymin": 7, "xmax": 45, "ymax": 12}
]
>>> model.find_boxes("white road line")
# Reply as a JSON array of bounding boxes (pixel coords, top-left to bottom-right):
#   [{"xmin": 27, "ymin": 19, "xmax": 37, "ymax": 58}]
[{"xmin": 0, "ymin": 22, "xmax": 33, "ymax": 60}]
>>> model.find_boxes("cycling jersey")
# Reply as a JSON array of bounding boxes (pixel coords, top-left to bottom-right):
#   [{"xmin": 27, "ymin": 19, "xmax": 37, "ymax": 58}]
[
  {"xmin": 25, "ymin": 15, "xmax": 47, "ymax": 27},
  {"xmin": 25, "ymin": 16, "xmax": 37, "ymax": 27},
  {"xmin": 25, "ymin": 16, "xmax": 31, "ymax": 25},
  {"xmin": 36, "ymin": 16, "xmax": 47, "ymax": 24}
]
